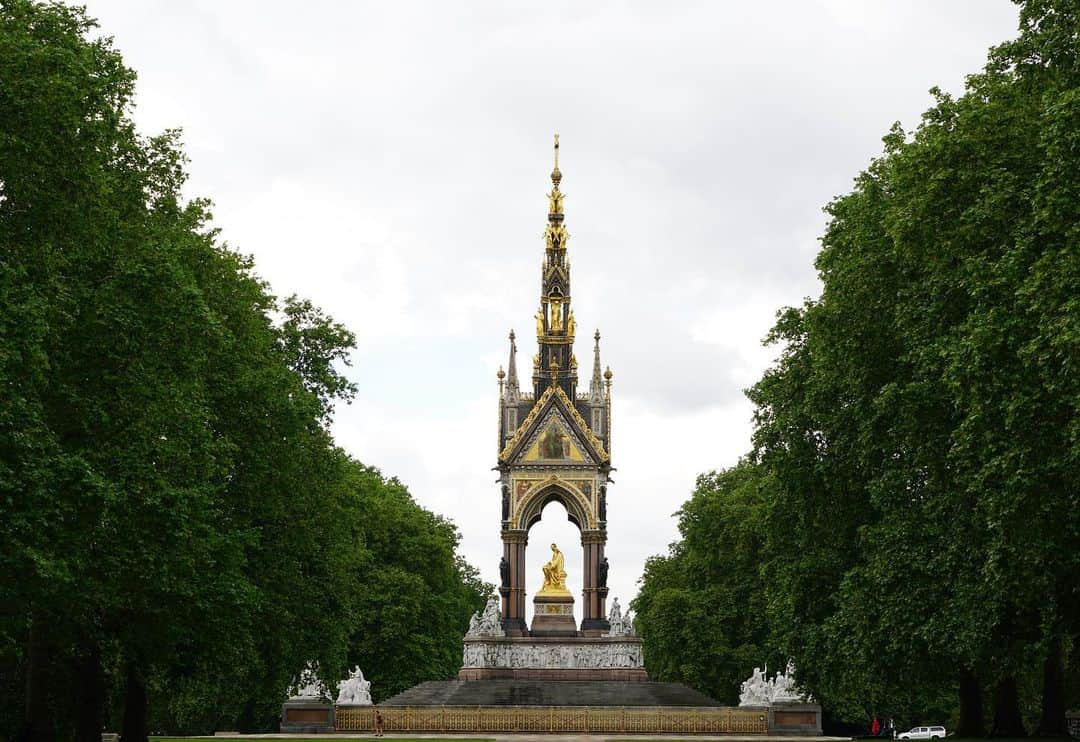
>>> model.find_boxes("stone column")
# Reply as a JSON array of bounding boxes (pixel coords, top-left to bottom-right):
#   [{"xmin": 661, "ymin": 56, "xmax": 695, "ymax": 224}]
[
  {"xmin": 579, "ymin": 530, "xmax": 609, "ymax": 633},
  {"xmin": 501, "ymin": 530, "xmax": 528, "ymax": 635}
]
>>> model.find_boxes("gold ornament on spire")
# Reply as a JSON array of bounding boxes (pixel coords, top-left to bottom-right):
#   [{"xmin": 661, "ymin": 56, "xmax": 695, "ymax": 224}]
[
  {"xmin": 545, "ymin": 222, "xmax": 569, "ymax": 250},
  {"xmin": 548, "ymin": 133, "xmax": 565, "ymax": 219},
  {"xmin": 548, "ymin": 189, "xmax": 564, "ymax": 216},
  {"xmin": 551, "ymin": 133, "xmax": 561, "ymax": 186}
]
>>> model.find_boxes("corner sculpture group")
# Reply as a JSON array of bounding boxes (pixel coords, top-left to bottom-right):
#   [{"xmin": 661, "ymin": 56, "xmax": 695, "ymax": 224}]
[
  {"xmin": 738, "ymin": 660, "xmax": 813, "ymax": 706},
  {"xmin": 286, "ymin": 661, "xmax": 372, "ymax": 706}
]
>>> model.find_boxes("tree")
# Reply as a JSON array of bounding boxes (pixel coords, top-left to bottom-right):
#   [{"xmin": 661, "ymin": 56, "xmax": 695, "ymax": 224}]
[
  {"xmin": 633, "ymin": 461, "xmax": 775, "ymax": 704},
  {"xmin": 342, "ymin": 462, "xmax": 491, "ymax": 701},
  {"xmin": 747, "ymin": 0, "xmax": 1079, "ymax": 733},
  {"xmin": 0, "ymin": 3, "xmax": 487, "ymax": 740}
]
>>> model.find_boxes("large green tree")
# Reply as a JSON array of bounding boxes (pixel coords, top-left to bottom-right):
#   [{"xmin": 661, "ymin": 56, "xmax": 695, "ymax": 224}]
[
  {"xmin": 0, "ymin": 3, "xmax": 487, "ymax": 740},
  {"xmin": 748, "ymin": 0, "xmax": 1079, "ymax": 734},
  {"xmin": 633, "ymin": 461, "xmax": 776, "ymax": 705},
  {"xmin": 634, "ymin": 0, "xmax": 1077, "ymax": 733},
  {"xmin": 342, "ymin": 463, "xmax": 491, "ymax": 702}
]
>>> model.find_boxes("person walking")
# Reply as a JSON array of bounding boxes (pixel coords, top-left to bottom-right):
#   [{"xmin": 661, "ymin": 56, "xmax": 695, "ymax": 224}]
[
  {"xmin": 872, "ymin": 716, "xmax": 882, "ymax": 737},
  {"xmin": 374, "ymin": 708, "xmax": 384, "ymax": 737}
]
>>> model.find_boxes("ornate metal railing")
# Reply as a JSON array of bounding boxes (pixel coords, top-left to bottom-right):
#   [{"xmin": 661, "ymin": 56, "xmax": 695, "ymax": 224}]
[{"xmin": 335, "ymin": 705, "xmax": 768, "ymax": 734}]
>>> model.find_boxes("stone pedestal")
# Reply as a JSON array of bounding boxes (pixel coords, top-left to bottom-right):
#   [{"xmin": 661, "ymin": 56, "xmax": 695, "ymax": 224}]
[
  {"xmin": 768, "ymin": 702, "xmax": 823, "ymax": 736},
  {"xmin": 531, "ymin": 594, "xmax": 576, "ymax": 635},
  {"xmin": 280, "ymin": 699, "xmax": 334, "ymax": 733}
]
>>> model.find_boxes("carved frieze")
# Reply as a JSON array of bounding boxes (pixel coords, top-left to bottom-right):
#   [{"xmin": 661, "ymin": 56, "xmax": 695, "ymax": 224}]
[{"xmin": 462, "ymin": 639, "xmax": 643, "ymax": 670}]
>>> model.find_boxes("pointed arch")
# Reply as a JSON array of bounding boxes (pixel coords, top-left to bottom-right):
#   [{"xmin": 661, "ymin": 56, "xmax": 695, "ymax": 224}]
[{"xmin": 514, "ymin": 477, "xmax": 594, "ymax": 532}]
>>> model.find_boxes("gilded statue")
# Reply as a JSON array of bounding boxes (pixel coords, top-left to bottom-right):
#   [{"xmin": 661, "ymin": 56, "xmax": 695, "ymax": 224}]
[
  {"xmin": 567, "ymin": 311, "xmax": 576, "ymax": 338},
  {"xmin": 546, "ymin": 223, "xmax": 568, "ymax": 250},
  {"xmin": 550, "ymin": 300, "xmax": 563, "ymax": 332},
  {"xmin": 535, "ymin": 309, "xmax": 545, "ymax": 338},
  {"xmin": 548, "ymin": 189, "xmax": 564, "ymax": 214},
  {"xmin": 539, "ymin": 543, "xmax": 569, "ymax": 596}
]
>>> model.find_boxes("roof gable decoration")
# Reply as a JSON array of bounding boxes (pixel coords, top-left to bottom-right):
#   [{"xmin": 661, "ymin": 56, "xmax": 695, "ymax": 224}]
[
  {"xmin": 518, "ymin": 411, "xmax": 588, "ymax": 464},
  {"xmin": 498, "ymin": 384, "xmax": 609, "ymax": 464}
]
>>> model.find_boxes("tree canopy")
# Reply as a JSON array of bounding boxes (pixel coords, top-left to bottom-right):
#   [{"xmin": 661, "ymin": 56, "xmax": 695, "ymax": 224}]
[
  {"xmin": 636, "ymin": 0, "xmax": 1079, "ymax": 735},
  {"xmin": 0, "ymin": 3, "xmax": 488, "ymax": 740}
]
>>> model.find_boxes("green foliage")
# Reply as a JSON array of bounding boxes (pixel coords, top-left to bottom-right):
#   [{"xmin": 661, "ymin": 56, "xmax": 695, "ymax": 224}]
[
  {"xmin": 0, "ymin": 2, "xmax": 487, "ymax": 739},
  {"xmin": 637, "ymin": 0, "xmax": 1079, "ymax": 730},
  {"xmin": 342, "ymin": 463, "xmax": 491, "ymax": 702},
  {"xmin": 746, "ymin": 0, "xmax": 1080, "ymax": 727},
  {"xmin": 633, "ymin": 462, "xmax": 776, "ymax": 704}
]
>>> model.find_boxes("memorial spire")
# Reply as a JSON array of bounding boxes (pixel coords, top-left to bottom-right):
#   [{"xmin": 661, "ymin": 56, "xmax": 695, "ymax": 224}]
[{"xmin": 534, "ymin": 133, "xmax": 577, "ymax": 399}]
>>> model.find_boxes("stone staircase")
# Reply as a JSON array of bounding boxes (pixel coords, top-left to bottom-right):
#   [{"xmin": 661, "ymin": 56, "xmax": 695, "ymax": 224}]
[{"xmin": 381, "ymin": 679, "xmax": 723, "ymax": 707}]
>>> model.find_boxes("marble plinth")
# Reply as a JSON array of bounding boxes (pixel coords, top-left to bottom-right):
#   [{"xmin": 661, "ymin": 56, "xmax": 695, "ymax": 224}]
[
  {"xmin": 768, "ymin": 702, "xmax": 823, "ymax": 736},
  {"xmin": 531, "ymin": 594, "xmax": 576, "ymax": 635},
  {"xmin": 280, "ymin": 699, "xmax": 334, "ymax": 733}
]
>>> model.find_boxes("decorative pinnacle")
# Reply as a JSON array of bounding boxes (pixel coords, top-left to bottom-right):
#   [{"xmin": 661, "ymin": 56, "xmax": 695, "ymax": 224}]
[
  {"xmin": 604, "ymin": 366, "xmax": 613, "ymax": 381},
  {"xmin": 497, "ymin": 366, "xmax": 505, "ymax": 380}
]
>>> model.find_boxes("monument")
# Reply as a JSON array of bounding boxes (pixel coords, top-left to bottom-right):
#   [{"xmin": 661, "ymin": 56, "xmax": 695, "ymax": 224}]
[
  {"xmin": 446, "ymin": 134, "xmax": 653, "ymax": 685},
  {"xmin": 332, "ymin": 137, "xmax": 799, "ymax": 734}
]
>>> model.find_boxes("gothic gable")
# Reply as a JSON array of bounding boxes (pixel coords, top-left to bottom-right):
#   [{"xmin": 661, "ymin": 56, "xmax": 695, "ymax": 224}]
[
  {"xmin": 498, "ymin": 385, "xmax": 609, "ymax": 465},
  {"xmin": 517, "ymin": 408, "xmax": 589, "ymax": 465}
]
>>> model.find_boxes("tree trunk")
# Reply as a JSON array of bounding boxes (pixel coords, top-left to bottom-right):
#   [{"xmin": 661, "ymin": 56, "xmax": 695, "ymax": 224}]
[
  {"xmin": 991, "ymin": 675, "xmax": 1027, "ymax": 737},
  {"xmin": 1035, "ymin": 636, "xmax": 1068, "ymax": 737},
  {"xmin": 19, "ymin": 614, "xmax": 52, "ymax": 742},
  {"xmin": 121, "ymin": 662, "xmax": 149, "ymax": 742},
  {"xmin": 957, "ymin": 668, "xmax": 985, "ymax": 738},
  {"xmin": 74, "ymin": 639, "xmax": 105, "ymax": 742}
]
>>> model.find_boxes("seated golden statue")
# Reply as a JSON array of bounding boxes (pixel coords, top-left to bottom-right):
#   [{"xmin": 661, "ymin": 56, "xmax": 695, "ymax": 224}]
[{"xmin": 538, "ymin": 542, "xmax": 569, "ymax": 596}]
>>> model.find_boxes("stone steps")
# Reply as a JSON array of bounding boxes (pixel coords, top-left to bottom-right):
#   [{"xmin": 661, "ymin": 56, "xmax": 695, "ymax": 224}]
[{"xmin": 381, "ymin": 680, "xmax": 723, "ymax": 707}]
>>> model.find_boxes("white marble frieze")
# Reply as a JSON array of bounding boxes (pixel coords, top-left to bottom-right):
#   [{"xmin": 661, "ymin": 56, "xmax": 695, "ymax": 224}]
[{"xmin": 462, "ymin": 639, "xmax": 644, "ymax": 670}]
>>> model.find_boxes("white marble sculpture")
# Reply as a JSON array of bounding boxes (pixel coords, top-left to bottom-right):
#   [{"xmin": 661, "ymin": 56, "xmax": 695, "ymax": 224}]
[
  {"xmin": 336, "ymin": 665, "xmax": 373, "ymax": 705},
  {"xmin": 739, "ymin": 665, "xmax": 772, "ymax": 706},
  {"xmin": 771, "ymin": 660, "xmax": 810, "ymax": 703},
  {"xmin": 287, "ymin": 660, "xmax": 330, "ymax": 701},
  {"xmin": 604, "ymin": 597, "xmax": 636, "ymax": 637},
  {"xmin": 465, "ymin": 594, "xmax": 505, "ymax": 638},
  {"xmin": 739, "ymin": 661, "xmax": 812, "ymax": 706}
]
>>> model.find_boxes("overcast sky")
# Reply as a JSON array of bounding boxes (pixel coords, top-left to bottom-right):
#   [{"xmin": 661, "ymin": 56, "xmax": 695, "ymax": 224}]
[{"xmin": 83, "ymin": 0, "xmax": 1021, "ymax": 627}]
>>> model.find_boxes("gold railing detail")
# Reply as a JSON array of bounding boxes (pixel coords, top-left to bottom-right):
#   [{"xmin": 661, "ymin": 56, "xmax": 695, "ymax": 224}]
[{"xmin": 334, "ymin": 705, "xmax": 768, "ymax": 734}]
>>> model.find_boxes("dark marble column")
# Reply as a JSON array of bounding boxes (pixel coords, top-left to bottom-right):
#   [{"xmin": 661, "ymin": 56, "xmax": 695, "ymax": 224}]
[
  {"xmin": 579, "ymin": 530, "xmax": 609, "ymax": 633},
  {"xmin": 500, "ymin": 530, "xmax": 529, "ymax": 635}
]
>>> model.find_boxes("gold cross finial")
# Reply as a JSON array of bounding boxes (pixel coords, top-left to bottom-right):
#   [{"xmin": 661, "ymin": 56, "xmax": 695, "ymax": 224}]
[{"xmin": 550, "ymin": 134, "xmax": 563, "ymax": 188}]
